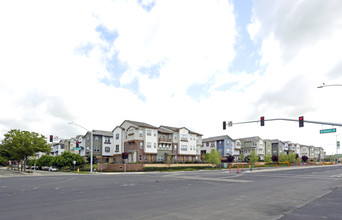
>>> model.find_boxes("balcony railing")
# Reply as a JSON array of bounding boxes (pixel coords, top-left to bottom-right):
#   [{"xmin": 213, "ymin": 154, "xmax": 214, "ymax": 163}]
[{"xmin": 158, "ymin": 138, "xmax": 172, "ymax": 142}]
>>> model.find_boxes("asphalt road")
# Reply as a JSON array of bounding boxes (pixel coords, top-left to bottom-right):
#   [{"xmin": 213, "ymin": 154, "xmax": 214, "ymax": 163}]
[{"xmin": 1, "ymin": 165, "xmax": 342, "ymax": 220}]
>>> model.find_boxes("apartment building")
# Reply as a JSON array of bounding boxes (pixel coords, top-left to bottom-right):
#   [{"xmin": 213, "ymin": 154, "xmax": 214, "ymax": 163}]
[
  {"xmin": 202, "ymin": 135, "xmax": 239, "ymax": 161},
  {"xmin": 50, "ymin": 140, "xmax": 65, "ymax": 156},
  {"xmin": 238, "ymin": 136, "xmax": 265, "ymax": 160},
  {"xmin": 112, "ymin": 126, "xmax": 125, "ymax": 163},
  {"xmin": 157, "ymin": 126, "xmax": 174, "ymax": 163},
  {"xmin": 159, "ymin": 126, "xmax": 202, "ymax": 163},
  {"xmin": 84, "ymin": 130, "xmax": 114, "ymax": 163},
  {"xmin": 102, "ymin": 120, "xmax": 201, "ymax": 164},
  {"xmin": 118, "ymin": 120, "xmax": 159, "ymax": 163}
]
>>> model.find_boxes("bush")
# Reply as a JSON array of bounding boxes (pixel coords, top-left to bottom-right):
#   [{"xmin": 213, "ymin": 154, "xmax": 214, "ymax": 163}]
[
  {"xmin": 302, "ymin": 155, "xmax": 309, "ymax": 162},
  {"xmin": 271, "ymin": 155, "xmax": 278, "ymax": 162},
  {"xmin": 143, "ymin": 166, "xmax": 212, "ymax": 172}
]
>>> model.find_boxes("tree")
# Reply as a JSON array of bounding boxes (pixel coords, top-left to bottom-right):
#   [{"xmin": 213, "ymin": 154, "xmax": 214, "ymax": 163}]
[
  {"xmin": 278, "ymin": 152, "xmax": 288, "ymax": 163},
  {"xmin": 50, "ymin": 152, "xmax": 85, "ymax": 169},
  {"xmin": 239, "ymin": 152, "xmax": 245, "ymax": 162},
  {"xmin": 207, "ymin": 149, "xmax": 221, "ymax": 165},
  {"xmin": 36, "ymin": 155, "xmax": 53, "ymax": 167},
  {"xmin": 288, "ymin": 152, "xmax": 296, "ymax": 163},
  {"xmin": 302, "ymin": 155, "xmax": 309, "ymax": 162},
  {"xmin": 296, "ymin": 156, "xmax": 301, "ymax": 164},
  {"xmin": 0, "ymin": 129, "xmax": 51, "ymax": 171},
  {"xmin": 202, "ymin": 153, "xmax": 209, "ymax": 162},
  {"xmin": 249, "ymin": 149, "xmax": 259, "ymax": 164},
  {"xmin": 264, "ymin": 153, "xmax": 272, "ymax": 163}
]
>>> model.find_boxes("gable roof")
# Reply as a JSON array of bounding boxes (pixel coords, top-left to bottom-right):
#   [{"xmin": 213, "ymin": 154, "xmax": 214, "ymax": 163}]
[
  {"xmin": 121, "ymin": 120, "xmax": 158, "ymax": 129},
  {"xmin": 92, "ymin": 130, "xmax": 113, "ymax": 136},
  {"xmin": 202, "ymin": 135, "xmax": 233, "ymax": 142}
]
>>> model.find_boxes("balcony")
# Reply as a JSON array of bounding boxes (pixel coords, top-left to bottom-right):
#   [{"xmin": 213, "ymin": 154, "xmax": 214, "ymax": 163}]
[
  {"xmin": 180, "ymin": 138, "xmax": 188, "ymax": 142},
  {"xmin": 158, "ymin": 137, "xmax": 172, "ymax": 143},
  {"xmin": 235, "ymin": 145, "xmax": 241, "ymax": 149}
]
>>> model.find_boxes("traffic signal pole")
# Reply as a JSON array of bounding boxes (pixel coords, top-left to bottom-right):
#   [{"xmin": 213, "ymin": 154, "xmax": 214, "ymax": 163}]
[{"xmin": 230, "ymin": 118, "xmax": 342, "ymax": 127}]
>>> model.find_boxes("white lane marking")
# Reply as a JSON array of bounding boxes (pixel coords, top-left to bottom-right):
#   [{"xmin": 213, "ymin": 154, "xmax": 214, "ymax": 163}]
[{"xmin": 165, "ymin": 175, "xmax": 252, "ymax": 183}]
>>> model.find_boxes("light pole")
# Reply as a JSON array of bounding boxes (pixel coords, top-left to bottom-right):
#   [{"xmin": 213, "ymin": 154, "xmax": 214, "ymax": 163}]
[
  {"xmin": 69, "ymin": 121, "xmax": 93, "ymax": 173},
  {"xmin": 317, "ymin": 83, "xmax": 342, "ymax": 88}
]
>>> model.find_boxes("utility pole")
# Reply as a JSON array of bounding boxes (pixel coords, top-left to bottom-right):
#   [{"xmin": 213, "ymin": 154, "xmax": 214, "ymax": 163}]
[{"xmin": 69, "ymin": 122, "xmax": 93, "ymax": 173}]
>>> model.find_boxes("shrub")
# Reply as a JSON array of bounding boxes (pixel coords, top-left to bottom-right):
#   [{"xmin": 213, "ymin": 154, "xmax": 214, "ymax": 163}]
[{"xmin": 302, "ymin": 155, "xmax": 309, "ymax": 162}]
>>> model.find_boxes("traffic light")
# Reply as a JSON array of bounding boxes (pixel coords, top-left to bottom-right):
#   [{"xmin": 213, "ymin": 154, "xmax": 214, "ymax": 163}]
[
  {"xmin": 299, "ymin": 116, "xmax": 304, "ymax": 127},
  {"xmin": 76, "ymin": 141, "xmax": 79, "ymax": 148},
  {"xmin": 50, "ymin": 135, "xmax": 53, "ymax": 142},
  {"xmin": 260, "ymin": 116, "xmax": 265, "ymax": 126},
  {"xmin": 223, "ymin": 121, "xmax": 226, "ymax": 130},
  {"xmin": 122, "ymin": 152, "xmax": 128, "ymax": 159}
]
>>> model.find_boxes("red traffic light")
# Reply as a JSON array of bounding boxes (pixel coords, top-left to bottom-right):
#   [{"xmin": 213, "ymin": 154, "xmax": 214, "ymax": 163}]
[
  {"xmin": 299, "ymin": 116, "xmax": 304, "ymax": 127},
  {"xmin": 260, "ymin": 116, "xmax": 265, "ymax": 126},
  {"xmin": 49, "ymin": 135, "xmax": 53, "ymax": 142}
]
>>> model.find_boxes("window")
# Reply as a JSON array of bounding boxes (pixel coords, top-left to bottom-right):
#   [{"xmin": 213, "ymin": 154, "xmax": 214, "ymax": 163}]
[
  {"xmin": 206, "ymin": 142, "xmax": 209, "ymax": 147},
  {"xmin": 115, "ymin": 145, "xmax": 119, "ymax": 152},
  {"xmin": 154, "ymin": 143, "xmax": 156, "ymax": 148},
  {"xmin": 144, "ymin": 155, "xmax": 148, "ymax": 161},
  {"xmin": 116, "ymin": 133, "xmax": 119, "ymax": 140},
  {"xmin": 94, "ymin": 147, "xmax": 100, "ymax": 152},
  {"xmin": 181, "ymin": 145, "xmax": 187, "ymax": 151},
  {"xmin": 139, "ymin": 155, "xmax": 142, "ymax": 161},
  {"xmin": 153, "ymin": 131, "xmax": 156, "ymax": 137},
  {"xmin": 174, "ymin": 133, "xmax": 178, "ymax": 139},
  {"xmin": 95, "ymin": 136, "xmax": 99, "ymax": 142},
  {"xmin": 174, "ymin": 145, "xmax": 177, "ymax": 150},
  {"xmin": 105, "ymin": 147, "xmax": 110, "ymax": 153},
  {"xmin": 140, "ymin": 142, "xmax": 144, "ymax": 149},
  {"xmin": 181, "ymin": 134, "xmax": 187, "ymax": 141},
  {"xmin": 157, "ymin": 155, "xmax": 164, "ymax": 161},
  {"xmin": 147, "ymin": 142, "xmax": 151, "ymax": 148},
  {"xmin": 104, "ymin": 137, "xmax": 111, "ymax": 144},
  {"xmin": 147, "ymin": 130, "xmax": 152, "ymax": 136},
  {"xmin": 139, "ymin": 129, "xmax": 143, "ymax": 137}
]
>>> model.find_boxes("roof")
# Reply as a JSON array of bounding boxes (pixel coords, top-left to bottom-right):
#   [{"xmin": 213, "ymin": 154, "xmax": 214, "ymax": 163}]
[
  {"xmin": 158, "ymin": 126, "xmax": 174, "ymax": 134},
  {"xmin": 122, "ymin": 120, "xmax": 158, "ymax": 129},
  {"xmin": 91, "ymin": 130, "xmax": 113, "ymax": 136},
  {"xmin": 160, "ymin": 125, "xmax": 202, "ymax": 136},
  {"xmin": 202, "ymin": 135, "xmax": 233, "ymax": 142},
  {"xmin": 237, "ymin": 136, "xmax": 262, "ymax": 142}
]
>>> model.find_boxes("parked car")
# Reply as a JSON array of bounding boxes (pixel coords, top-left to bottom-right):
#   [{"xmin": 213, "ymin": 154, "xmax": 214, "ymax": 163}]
[
  {"xmin": 43, "ymin": 166, "xmax": 50, "ymax": 171},
  {"xmin": 49, "ymin": 167, "xmax": 58, "ymax": 172},
  {"xmin": 31, "ymin": 166, "xmax": 39, "ymax": 170}
]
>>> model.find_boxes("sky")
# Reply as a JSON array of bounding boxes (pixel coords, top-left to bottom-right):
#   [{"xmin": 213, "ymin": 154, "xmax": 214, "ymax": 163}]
[{"xmin": 1, "ymin": 0, "xmax": 342, "ymax": 155}]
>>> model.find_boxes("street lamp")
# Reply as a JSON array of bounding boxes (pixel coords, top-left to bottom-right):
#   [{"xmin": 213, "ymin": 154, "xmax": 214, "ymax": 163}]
[
  {"xmin": 317, "ymin": 83, "xmax": 342, "ymax": 88},
  {"xmin": 69, "ymin": 121, "xmax": 93, "ymax": 173}
]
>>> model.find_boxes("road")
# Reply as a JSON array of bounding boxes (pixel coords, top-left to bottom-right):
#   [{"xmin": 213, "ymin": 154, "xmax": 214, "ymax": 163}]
[{"xmin": 1, "ymin": 165, "xmax": 342, "ymax": 220}]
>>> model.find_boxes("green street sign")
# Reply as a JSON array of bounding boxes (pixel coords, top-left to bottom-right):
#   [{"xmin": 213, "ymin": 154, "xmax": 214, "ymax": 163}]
[
  {"xmin": 73, "ymin": 147, "xmax": 82, "ymax": 150},
  {"xmin": 320, "ymin": 128, "xmax": 336, "ymax": 134}
]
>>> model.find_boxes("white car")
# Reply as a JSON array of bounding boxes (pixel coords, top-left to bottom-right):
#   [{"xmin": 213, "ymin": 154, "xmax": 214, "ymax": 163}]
[
  {"xmin": 49, "ymin": 167, "xmax": 58, "ymax": 172},
  {"xmin": 43, "ymin": 166, "xmax": 50, "ymax": 171}
]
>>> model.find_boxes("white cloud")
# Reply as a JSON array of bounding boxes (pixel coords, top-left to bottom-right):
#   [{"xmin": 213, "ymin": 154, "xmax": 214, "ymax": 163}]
[{"xmin": 0, "ymin": 0, "xmax": 341, "ymax": 155}]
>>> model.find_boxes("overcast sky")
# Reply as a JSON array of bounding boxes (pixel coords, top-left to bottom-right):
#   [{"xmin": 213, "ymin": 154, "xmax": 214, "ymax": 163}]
[{"xmin": 1, "ymin": 0, "xmax": 342, "ymax": 154}]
